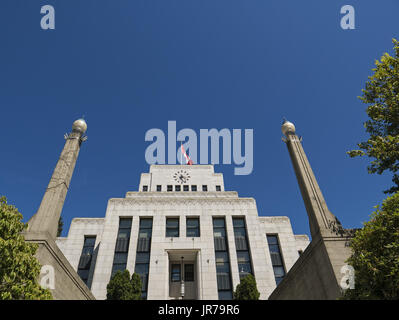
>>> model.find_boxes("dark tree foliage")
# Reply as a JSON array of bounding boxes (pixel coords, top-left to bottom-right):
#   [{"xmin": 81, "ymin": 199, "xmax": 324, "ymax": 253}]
[
  {"xmin": 106, "ymin": 270, "xmax": 142, "ymax": 300},
  {"xmin": 342, "ymin": 192, "xmax": 399, "ymax": 300},
  {"xmin": 131, "ymin": 272, "xmax": 142, "ymax": 300},
  {"xmin": 0, "ymin": 196, "xmax": 52, "ymax": 300},
  {"xmin": 233, "ymin": 274, "xmax": 260, "ymax": 300},
  {"xmin": 348, "ymin": 39, "xmax": 399, "ymax": 194},
  {"xmin": 57, "ymin": 216, "xmax": 63, "ymax": 237}
]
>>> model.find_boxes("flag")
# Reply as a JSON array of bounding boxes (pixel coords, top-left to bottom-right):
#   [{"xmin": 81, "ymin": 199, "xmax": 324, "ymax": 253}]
[{"xmin": 181, "ymin": 144, "xmax": 194, "ymax": 165}]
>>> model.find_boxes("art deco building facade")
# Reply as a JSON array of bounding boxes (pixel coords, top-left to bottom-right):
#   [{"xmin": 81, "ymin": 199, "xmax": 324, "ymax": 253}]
[{"xmin": 56, "ymin": 165, "xmax": 309, "ymax": 300}]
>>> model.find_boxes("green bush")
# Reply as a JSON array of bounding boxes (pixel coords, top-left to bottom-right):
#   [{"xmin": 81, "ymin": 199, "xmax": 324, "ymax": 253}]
[
  {"xmin": 106, "ymin": 270, "xmax": 142, "ymax": 300},
  {"xmin": 0, "ymin": 196, "xmax": 52, "ymax": 300},
  {"xmin": 342, "ymin": 192, "xmax": 399, "ymax": 299},
  {"xmin": 233, "ymin": 274, "xmax": 260, "ymax": 300}
]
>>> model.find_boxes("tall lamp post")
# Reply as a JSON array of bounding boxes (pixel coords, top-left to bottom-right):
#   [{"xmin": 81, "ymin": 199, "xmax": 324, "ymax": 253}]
[{"xmin": 180, "ymin": 256, "xmax": 185, "ymax": 299}]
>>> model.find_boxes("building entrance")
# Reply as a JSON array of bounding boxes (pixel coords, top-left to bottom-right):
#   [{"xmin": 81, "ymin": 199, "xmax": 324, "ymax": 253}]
[{"xmin": 168, "ymin": 250, "xmax": 198, "ymax": 300}]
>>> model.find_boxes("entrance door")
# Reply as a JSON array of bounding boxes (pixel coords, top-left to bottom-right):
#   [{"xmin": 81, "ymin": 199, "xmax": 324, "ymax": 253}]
[{"xmin": 169, "ymin": 262, "xmax": 197, "ymax": 299}]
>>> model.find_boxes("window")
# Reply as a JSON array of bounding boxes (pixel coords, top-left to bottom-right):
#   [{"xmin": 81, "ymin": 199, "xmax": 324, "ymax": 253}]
[
  {"xmin": 137, "ymin": 218, "xmax": 152, "ymax": 252},
  {"xmin": 184, "ymin": 264, "xmax": 194, "ymax": 282},
  {"xmin": 175, "ymin": 185, "xmax": 181, "ymax": 191},
  {"xmin": 233, "ymin": 217, "xmax": 253, "ymax": 279},
  {"xmin": 213, "ymin": 218, "xmax": 227, "ymax": 251},
  {"xmin": 216, "ymin": 185, "xmax": 221, "ymax": 191},
  {"xmin": 191, "ymin": 185, "xmax": 197, "ymax": 191},
  {"xmin": 134, "ymin": 218, "xmax": 153, "ymax": 299},
  {"xmin": 166, "ymin": 218, "xmax": 179, "ymax": 237},
  {"xmin": 171, "ymin": 264, "xmax": 181, "ymax": 282},
  {"xmin": 213, "ymin": 218, "xmax": 232, "ymax": 299},
  {"xmin": 111, "ymin": 218, "xmax": 132, "ymax": 276},
  {"xmin": 167, "ymin": 185, "xmax": 173, "ymax": 192},
  {"xmin": 183, "ymin": 185, "xmax": 189, "ymax": 192},
  {"xmin": 186, "ymin": 217, "xmax": 200, "ymax": 237},
  {"xmin": 138, "ymin": 218, "xmax": 152, "ymax": 239},
  {"xmin": 77, "ymin": 236, "xmax": 96, "ymax": 285},
  {"xmin": 202, "ymin": 185, "xmax": 208, "ymax": 191},
  {"xmin": 157, "ymin": 185, "xmax": 162, "ymax": 192},
  {"xmin": 81, "ymin": 236, "xmax": 96, "ymax": 255},
  {"xmin": 215, "ymin": 252, "xmax": 230, "ymax": 273},
  {"xmin": 218, "ymin": 291, "xmax": 233, "ymax": 300},
  {"xmin": 237, "ymin": 252, "xmax": 252, "ymax": 276},
  {"xmin": 267, "ymin": 235, "xmax": 286, "ymax": 285},
  {"xmin": 142, "ymin": 185, "xmax": 148, "ymax": 192}
]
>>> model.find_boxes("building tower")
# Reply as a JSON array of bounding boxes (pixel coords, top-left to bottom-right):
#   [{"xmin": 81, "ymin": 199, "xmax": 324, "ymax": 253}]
[
  {"xmin": 269, "ymin": 120, "xmax": 355, "ymax": 299},
  {"xmin": 27, "ymin": 119, "xmax": 87, "ymax": 238},
  {"xmin": 24, "ymin": 119, "xmax": 94, "ymax": 300}
]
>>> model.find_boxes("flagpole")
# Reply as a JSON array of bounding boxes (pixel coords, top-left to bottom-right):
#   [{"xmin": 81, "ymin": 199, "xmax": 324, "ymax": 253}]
[{"xmin": 180, "ymin": 141, "xmax": 183, "ymax": 166}]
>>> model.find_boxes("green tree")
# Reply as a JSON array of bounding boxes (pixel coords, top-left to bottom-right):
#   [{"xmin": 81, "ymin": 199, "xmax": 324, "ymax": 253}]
[
  {"xmin": 57, "ymin": 216, "xmax": 63, "ymax": 237},
  {"xmin": 348, "ymin": 39, "xmax": 399, "ymax": 194},
  {"xmin": 131, "ymin": 272, "xmax": 142, "ymax": 300},
  {"xmin": 0, "ymin": 196, "xmax": 52, "ymax": 300},
  {"xmin": 107, "ymin": 270, "xmax": 134, "ymax": 300},
  {"xmin": 233, "ymin": 274, "xmax": 260, "ymax": 300},
  {"xmin": 106, "ymin": 270, "xmax": 142, "ymax": 300},
  {"xmin": 342, "ymin": 192, "xmax": 399, "ymax": 300}
]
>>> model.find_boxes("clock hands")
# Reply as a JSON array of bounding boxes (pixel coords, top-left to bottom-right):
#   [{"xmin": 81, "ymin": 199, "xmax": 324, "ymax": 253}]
[{"xmin": 173, "ymin": 170, "xmax": 190, "ymax": 184}]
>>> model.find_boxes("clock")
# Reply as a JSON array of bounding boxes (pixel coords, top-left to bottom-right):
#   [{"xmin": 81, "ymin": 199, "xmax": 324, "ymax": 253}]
[{"xmin": 173, "ymin": 170, "xmax": 190, "ymax": 184}]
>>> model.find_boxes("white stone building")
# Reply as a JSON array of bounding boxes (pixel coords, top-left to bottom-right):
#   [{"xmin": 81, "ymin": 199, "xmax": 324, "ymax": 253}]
[{"xmin": 56, "ymin": 165, "xmax": 309, "ymax": 300}]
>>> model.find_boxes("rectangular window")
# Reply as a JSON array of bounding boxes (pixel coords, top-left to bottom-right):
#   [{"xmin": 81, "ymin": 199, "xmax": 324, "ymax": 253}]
[
  {"xmin": 233, "ymin": 218, "xmax": 253, "ymax": 279},
  {"xmin": 137, "ymin": 218, "xmax": 152, "ymax": 252},
  {"xmin": 171, "ymin": 264, "xmax": 181, "ymax": 282},
  {"xmin": 111, "ymin": 218, "xmax": 132, "ymax": 277},
  {"xmin": 166, "ymin": 218, "xmax": 179, "ymax": 237},
  {"xmin": 216, "ymin": 185, "xmax": 221, "ymax": 191},
  {"xmin": 175, "ymin": 185, "xmax": 181, "ymax": 191},
  {"xmin": 77, "ymin": 236, "xmax": 96, "ymax": 285},
  {"xmin": 218, "ymin": 291, "xmax": 233, "ymax": 300},
  {"xmin": 267, "ymin": 235, "xmax": 286, "ymax": 286},
  {"xmin": 202, "ymin": 185, "xmax": 208, "ymax": 192},
  {"xmin": 184, "ymin": 264, "xmax": 194, "ymax": 282},
  {"xmin": 191, "ymin": 185, "xmax": 197, "ymax": 191},
  {"xmin": 186, "ymin": 217, "xmax": 200, "ymax": 237},
  {"xmin": 167, "ymin": 185, "xmax": 173, "ymax": 192},
  {"xmin": 142, "ymin": 185, "xmax": 148, "ymax": 192},
  {"xmin": 213, "ymin": 218, "xmax": 227, "ymax": 251},
  {"xmin": 157, "ymin": 185, "xmax": 162, "ymax": 192},
  {"xmin": 213, "ymin": 218, "xmax": 232, "ymax": 300},
  {"xmin": 183, "ymin": 185, "xmax": 189, "ymax": 192},
  {"xmin": 134, "ymin": 218, "xmax": 153, "ymax": 300}
]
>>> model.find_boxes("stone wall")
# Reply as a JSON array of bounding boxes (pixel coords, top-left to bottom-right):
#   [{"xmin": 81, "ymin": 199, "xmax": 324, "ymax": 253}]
[
  {"xmin": 268, "ymin": 234, "xmax": 351, "ymax": 300},
  {"xmin": 24, "ymin": 231, "xmax": 95, "ymax": 300}
]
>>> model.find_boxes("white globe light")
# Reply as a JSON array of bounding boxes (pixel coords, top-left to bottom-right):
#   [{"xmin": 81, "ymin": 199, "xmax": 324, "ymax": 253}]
[
  {"xmin": 281, "ymin": 120, "xmax": 295, "ymax": 136},
  {"xmin": 72, "ymin": 119, "xmax": 87, "ymax": 133}
]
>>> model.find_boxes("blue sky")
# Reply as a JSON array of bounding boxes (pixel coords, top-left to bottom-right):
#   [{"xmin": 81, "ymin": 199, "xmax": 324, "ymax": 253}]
[{"xmin": 0, "ymin": 0, "xmax": 398, "ymax": 238}]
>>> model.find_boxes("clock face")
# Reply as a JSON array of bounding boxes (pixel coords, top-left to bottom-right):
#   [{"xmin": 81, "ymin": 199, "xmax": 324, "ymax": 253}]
[{"xmin": 173, "ymin": 170, "xmax": 190, "ymax": 184}]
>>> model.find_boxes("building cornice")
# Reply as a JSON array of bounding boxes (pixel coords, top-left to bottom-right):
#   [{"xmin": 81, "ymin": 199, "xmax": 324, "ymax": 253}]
[
  {"xmin": 125, "ymin": 191, "xmax": 238, "ymax": 198},
  {"xmin": 107, "ymin": 197, "xmax": 256, "ymax": 208}
]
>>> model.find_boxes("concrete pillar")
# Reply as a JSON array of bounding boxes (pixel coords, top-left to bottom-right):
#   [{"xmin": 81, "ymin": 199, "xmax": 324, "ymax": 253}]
[
  {"xmin": 268, "ymin": 120, "xmax": 355, "ymax": 299},
  {"xmin": 23, "ymin": 119, "xmax": 94, "ymax": 300},
  {"xmin": 27, "ymin": 119, "xmax": 87, "ymax": 239},
  {"xmin": 281, "ymin": 120, "xmax": 343, "ymax": 239}
]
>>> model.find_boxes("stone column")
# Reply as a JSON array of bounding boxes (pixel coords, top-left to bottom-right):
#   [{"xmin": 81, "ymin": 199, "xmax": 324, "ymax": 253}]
[
  {"xmin": 23, "ymin": 119, "xmax": 94, "ymax": 300},
  {"xmin": 27, "ymin": 119, "xmax": 87, "ymax": 239},
  {"xmin": 268, "ymin": 120, "xmax": 354, "ymax": 300},
  {"xmin": 281, "ymin": 120, "xmax": 342, "ymax": 239}
]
